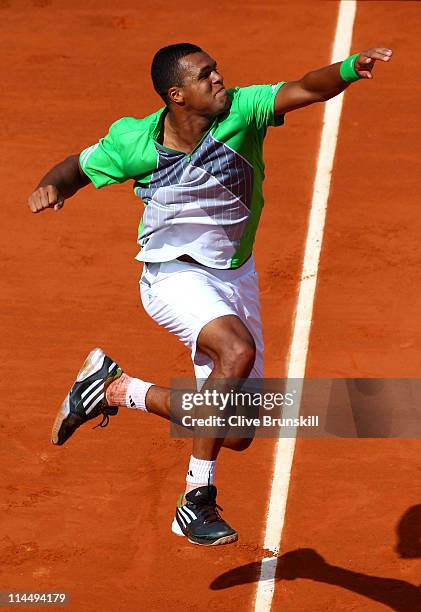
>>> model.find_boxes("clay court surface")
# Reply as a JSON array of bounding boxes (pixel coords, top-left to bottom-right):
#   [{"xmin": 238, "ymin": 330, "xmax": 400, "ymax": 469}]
[{"xmin": 1, "ymin": 1, "xmax": 420, "ymax": 610}]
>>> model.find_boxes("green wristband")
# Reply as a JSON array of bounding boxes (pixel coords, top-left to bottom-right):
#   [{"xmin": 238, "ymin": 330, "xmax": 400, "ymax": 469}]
[{"xmin": 340, "ymin": 53, "xmax": 361, "ymax": 83}]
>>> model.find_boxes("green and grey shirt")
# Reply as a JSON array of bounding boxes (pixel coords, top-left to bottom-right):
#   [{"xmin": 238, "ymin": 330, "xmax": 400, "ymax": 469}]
[{"xmin": 80, "ymin": 82, "xmax": 285, "ymax": 269}]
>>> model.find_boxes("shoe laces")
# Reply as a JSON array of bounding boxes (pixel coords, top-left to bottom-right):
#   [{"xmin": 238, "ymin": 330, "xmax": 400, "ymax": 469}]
[
  {"xmin": 189, "ymin": 483, "xmax": 224, "ymax": 524},
  {"xmin": 92, "ymin": 413, "xmax": 110, "ymax": 429},
  {"xmin": 199, "ymin": 502, "xmax": 224, "ymax": 524},
  {"xmin": 92, "ymin": 406, "xmax": 119, "ymax": 430},
  {"xmin": 91, "ymin": 370, "xmax": 123, "ymax": 431}
]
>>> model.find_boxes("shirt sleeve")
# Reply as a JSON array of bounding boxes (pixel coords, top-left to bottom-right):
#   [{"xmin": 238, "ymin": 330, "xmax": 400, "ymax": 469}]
[
  {"xmin": 79, "ymin": 119, "xmax": 129, "ymax": 189},
  {"xmin": 236, "ymin": 82, "xmax": 286, "ymax": 131}
]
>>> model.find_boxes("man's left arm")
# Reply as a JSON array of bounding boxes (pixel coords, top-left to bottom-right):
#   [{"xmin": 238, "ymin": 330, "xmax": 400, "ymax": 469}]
[{"xmin": 275, "ymin": 47, "xmax": 393, "ymax": 115}]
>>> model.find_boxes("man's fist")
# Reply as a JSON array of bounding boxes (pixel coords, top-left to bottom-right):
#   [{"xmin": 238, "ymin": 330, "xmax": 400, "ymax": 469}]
[
  {"xmin": 355, "ymin": 47, "xmax": 393, "ymax": 79},
  {"xmin": 27, "ymin": 185, "xmax": 65, "ymax": 213}
]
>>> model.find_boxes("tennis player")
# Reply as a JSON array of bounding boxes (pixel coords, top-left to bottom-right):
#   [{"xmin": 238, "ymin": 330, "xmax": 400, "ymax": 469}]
[{"xmin": 28, "ymin": 43, "xmax": 392, "ymax": 546}]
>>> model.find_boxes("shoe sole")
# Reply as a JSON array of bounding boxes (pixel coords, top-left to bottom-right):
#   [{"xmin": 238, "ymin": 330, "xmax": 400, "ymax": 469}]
[
  {"xmin": 171, "ymin": 518, "xmax": 238, "ymax": 546},
  {"xmin": 51, "ymin": 348, "xmax": 107, "ymax": 445}
]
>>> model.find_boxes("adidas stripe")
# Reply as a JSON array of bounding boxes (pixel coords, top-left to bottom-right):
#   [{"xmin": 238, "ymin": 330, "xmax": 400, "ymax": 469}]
[
  {"xmin": 85, "ymin": 392, "xmax": 105, "ymax": 415},
  {"xmin": 81, "ymin": 378, "xmax": 103, "ymax": 399},
  {"xmin": 183, "ymin": 506, "xmax": 197, "ymax": 521},
  {"xmin": 176, "ymin": 510, "xmax": 187, "ymax": 528},
  {"xmin": 80, "ymin": 143, "xmax": 99, "ymax": 169},
  {"xmin": 83, "ymin": 384, "xmax": 104, "ymax": 409},
  {"xmin": 178, "ymin": 506, "xmax": 197, "ymax": 524}
]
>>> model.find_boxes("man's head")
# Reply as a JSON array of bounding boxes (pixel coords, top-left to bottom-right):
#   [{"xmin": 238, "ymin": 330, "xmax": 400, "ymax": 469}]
[{"xmin": 151, "ymin": 43, "xmax": 228, "ymax": 117}]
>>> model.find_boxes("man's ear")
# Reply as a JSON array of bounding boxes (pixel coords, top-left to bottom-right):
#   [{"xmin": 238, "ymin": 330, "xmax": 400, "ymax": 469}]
[{"xmin": 168, "ymin": 87, "xmax": 184, "ymax": 105}]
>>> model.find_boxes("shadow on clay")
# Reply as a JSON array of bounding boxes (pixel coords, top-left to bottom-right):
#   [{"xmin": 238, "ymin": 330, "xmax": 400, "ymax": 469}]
[{"xmin": 210, "ymin": 504, "xmax": 421, "ymax": 611}]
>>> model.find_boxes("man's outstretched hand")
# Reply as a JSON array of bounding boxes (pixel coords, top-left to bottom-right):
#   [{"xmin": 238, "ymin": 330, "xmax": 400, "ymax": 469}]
[{"xmin": 354, "ymin": 47, "xmax": 393, "ymax": 79}]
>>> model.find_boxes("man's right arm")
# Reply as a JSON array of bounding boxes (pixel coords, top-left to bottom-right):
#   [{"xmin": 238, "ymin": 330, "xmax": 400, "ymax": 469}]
[{"xmin": 27, "ymin": 154, "xmax": 91, "ymax": 214}]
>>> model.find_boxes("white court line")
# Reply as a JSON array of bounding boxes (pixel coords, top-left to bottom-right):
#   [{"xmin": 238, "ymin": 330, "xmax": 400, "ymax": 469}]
[{"xmin": 253, "ymin": 1, "xmax": 357, "ymax": 610}]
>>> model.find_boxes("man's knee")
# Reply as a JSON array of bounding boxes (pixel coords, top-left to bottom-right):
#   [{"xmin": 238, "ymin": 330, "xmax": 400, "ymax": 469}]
[
  {"xmin": 219, "ymin": 337, "xmax": 256, "ymax": 378},
  {"xmin": 197, "ymin": 315, "xmax": 257, "ymax": 378}
]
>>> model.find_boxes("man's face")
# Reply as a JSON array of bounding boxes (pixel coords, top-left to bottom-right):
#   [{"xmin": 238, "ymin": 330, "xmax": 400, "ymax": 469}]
[{"xmin": 170, "ymin": 52, "xmax": 229, "ymax": 116}]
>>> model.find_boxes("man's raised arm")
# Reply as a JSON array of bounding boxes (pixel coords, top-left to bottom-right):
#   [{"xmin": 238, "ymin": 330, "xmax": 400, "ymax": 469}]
[
  {"xmin": 27, "ymin": 155, "xmax": 90, "ymax": 214},
  {"xmin": 275, "ymin": 47, "xmax": 393, "ymax": 115}
]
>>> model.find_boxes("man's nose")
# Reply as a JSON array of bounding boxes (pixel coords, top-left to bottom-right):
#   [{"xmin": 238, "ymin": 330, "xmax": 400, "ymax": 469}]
[{"xmin": 212, "ymin": 70, "xmax": 223, "ymax": 84}]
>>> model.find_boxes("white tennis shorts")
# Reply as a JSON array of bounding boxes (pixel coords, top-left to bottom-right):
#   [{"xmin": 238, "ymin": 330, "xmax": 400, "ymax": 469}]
[{"xmin": 139, "ymin": 256, "xmax": 263, "ymax": 381}]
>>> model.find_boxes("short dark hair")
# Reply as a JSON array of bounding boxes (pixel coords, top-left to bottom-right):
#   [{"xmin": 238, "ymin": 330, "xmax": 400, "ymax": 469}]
[{"xmin": 151, "ymin": 43, "xmax": 203, "ymax": 104}]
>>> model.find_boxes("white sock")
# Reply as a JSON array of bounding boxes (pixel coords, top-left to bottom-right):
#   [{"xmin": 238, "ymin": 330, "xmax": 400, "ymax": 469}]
[
  {"xmin": 106, "ymin": 373, "xmax": 153, "ymax": 411},
  {"xmin": 126, "ymin": 378, "xmax": 153, "ymax": 411},
  {"xmin": 185, "ymin": 455, "xmax": 216, "ymax": 496}
]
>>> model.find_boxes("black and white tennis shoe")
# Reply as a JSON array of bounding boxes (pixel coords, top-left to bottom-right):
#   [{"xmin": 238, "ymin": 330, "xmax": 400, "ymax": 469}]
[
  {"xmin": 172, "ymin": 485, "xmax": 238, "ymax": 546},
  {"xmin": 52, "ymin": 348, "xmax": 122, "ymax": 446}
]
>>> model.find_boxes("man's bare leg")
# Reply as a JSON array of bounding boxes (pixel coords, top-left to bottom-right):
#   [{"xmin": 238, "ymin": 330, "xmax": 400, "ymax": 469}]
[{"xmin": 106, "ymin": 315, "xmax": 256, "ymax": 455}]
